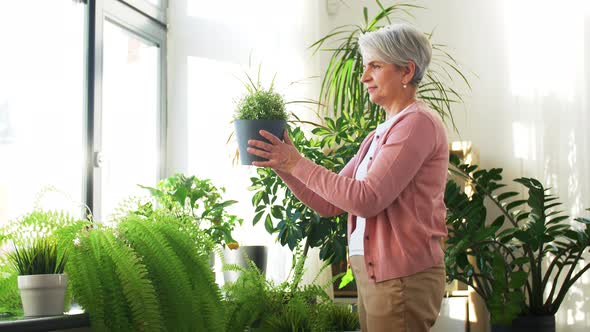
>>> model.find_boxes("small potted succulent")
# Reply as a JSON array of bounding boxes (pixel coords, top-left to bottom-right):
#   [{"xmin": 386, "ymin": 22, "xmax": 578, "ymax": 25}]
[
  {"xmin": 9, "ymin": 237, "xmax": 68, "ymax": 317},
  {"xmin": 233, "ymin": 71, "xmax": 288, "ymax": 165}
]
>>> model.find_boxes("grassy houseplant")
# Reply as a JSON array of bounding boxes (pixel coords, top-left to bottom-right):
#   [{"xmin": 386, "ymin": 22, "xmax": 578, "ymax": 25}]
[
  {"xmin": 248, "ymin": 0, "xmax": 470, "ymax": 291},
  {"xmin": 8, "ymin": 237, "xmax": 68, "ymax": 317},
  {"xmin": 445, "ymin": 156, "xmax": 590, "ymax": 331},
  {"xmin": 0, "ymin": 209, "xmax": 89, "ymax": 317},
  {"xmin": 233, "ymin": 68, "xmax": 289, "ymax": 165}
]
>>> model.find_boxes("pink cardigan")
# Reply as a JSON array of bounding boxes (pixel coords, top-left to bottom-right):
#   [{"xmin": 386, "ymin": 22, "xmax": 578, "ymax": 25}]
[{"xmin": 277, "ymin": 101, "xmax": 448, "ymax": 282}]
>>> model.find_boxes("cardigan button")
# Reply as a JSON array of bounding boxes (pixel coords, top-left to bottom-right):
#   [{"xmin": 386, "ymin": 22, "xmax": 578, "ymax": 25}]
[
  {"xmin": 370, "ymin": 275, "xmax": 376, "ymax": 280},
  {"xmin": 364, "ymin": 235, "xmax": 369, "ymax": 240},
  {"xmin": 368, "ymin": 262, "xmax": 374, "ymax": 267},
  {"xmin": 369, "ymin": 157, "xmax": 372, "ymax": 160}
]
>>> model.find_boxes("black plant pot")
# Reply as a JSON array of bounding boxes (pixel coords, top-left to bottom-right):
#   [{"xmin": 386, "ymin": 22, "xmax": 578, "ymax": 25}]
[
  {"xmin": 491, "ymin": 315, "xmax": 555, "ymax": 332},
  {"xmin": 223, "ymin": 245, "xmax": 268, "ymax": 283},
  {"xmin": 512, "ymin": 315, "xmax": 555, "ymax": 332},
  {"xmin": 234, "ymin": 119, "xmax": 287, "ymax": 165},
  {"xmin": 491, "ymin": 324, "xmax": 512, "ymax": 332}
]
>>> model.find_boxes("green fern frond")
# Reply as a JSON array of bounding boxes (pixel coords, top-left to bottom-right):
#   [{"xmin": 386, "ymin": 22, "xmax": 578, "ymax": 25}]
[
  {"xmin": 67, "ymin": 232, "xmax": 107, "ymax": 331},
  {"xmin": 0, "ymin": 263, "xmax": 21, "ymax": 315},
  {"xmin": 98, "ymin": 230, "xmax": 163, "ymax": 332},
  {"xmin": 150, "ymin": 219, "xmax": 225, "ymax": 332},
  {"xmin": 119, "ymin": 216, "xmax": 199, "ymax": 331}
]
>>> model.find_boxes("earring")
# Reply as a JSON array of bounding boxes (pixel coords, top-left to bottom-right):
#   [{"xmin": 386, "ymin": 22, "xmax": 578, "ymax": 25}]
[{"xmin": 403, "ymin": 83, "xmax": 407, "ymax": 88}]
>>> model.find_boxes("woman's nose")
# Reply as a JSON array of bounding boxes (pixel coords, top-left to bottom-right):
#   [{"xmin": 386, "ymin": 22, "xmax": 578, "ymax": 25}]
[{"xmin": 361, "ymin": 68, "xmax": 370, "ymax": 83}]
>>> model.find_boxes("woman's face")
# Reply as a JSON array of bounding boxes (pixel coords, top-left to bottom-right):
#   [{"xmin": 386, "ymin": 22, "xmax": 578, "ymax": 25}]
[{"xmin": 361, "ymin": 60, "xmax": 407, "ymax": 108}]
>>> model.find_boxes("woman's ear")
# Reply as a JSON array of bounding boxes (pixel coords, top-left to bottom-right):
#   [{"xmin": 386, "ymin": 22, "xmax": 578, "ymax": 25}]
[{"xmin": 403, "ymin": 60, "xmax": 416, "ymax": 84}]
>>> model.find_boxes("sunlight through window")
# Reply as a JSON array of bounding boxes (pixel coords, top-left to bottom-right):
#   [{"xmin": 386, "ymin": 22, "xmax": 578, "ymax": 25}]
[
  {"xmin": 503, "ymin": 0, "xmax": 586, "ymax": 100},
  {"xmin": 0, "ymin": 1, "xmax": 85, "ymax": 222}
]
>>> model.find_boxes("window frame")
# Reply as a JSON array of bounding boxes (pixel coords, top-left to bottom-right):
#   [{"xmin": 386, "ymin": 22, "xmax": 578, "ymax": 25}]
[{"xmin": 86, "ymin": 0, "xmax": 167, "ymax": 221}]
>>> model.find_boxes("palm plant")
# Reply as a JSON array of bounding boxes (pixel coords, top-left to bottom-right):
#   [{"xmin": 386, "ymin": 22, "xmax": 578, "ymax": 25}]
[{"xmin": 311, "ymin": 1, "xmax": 469, "ymax": 129}]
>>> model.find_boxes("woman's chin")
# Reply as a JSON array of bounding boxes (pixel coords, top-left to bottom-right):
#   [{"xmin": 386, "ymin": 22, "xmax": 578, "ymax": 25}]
[{"xmin": 368, "ymin": 95, "xmax": 383, "ymax": 106}]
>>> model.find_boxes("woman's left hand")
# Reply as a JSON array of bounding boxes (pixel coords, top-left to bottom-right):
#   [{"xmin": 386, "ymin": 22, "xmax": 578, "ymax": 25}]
[{"xmin": 247, "ymin": 129, "xmax": 302, "ymax": 173}]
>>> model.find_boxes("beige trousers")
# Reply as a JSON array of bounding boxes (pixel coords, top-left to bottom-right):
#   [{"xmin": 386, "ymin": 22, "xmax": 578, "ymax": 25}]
[{"xmin": 350, "ymin": 256, "xmax": 446, "ymax": 332}]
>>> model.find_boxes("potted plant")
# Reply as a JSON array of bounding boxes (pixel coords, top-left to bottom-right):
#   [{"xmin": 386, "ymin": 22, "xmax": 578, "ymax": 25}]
[
  {"xmin": 137, "ymin": 173, "xmax": 243, "ymax": 253},
  {"xmin": 445, "ymin": 156, "xmax": 590, "ymax": 331},
  {"xmin": 233, "ymin": 69, "xmax": 289, "ymax": 165},
  {"xmin": 8, "ymin": 238, "xmax": 68, "ymax": 317},
  {"xmin": 0, "ymin": 210, "xmax": 88, "ymax": 317}
]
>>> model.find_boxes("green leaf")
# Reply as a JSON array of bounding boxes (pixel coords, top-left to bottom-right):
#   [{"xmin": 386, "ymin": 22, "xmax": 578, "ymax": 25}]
[
  {"xmin": 338, "ymin": 267, "xmax": 355, "ymax": 289},
  {"xmin": 496, "ymin": 191, "xmax": 519, "ymax": 201},
  {"xmin": 264, "ymin": 215, "xmax": 275, "ymax": 234},
  {"xmin": 252, "ymin": 191, "xmax": 264, "ymax": 206},
  {"xmin": 252, "ymin": 210, "xmax": 265, "ymax": 226},
  {"xmin": 271, "ymin": 206, "xmax": 283, "ymax": 219},
  {"xmin": 547, "ymin": 215, "xmax": 569, "ymax": 225},
  {"xmin": 509, "ymin": 271, "xmax": 528, "ymax": 289},
  {"xmin": 506, "ymin": 199, "xmax": 527, "ymax": 211}
]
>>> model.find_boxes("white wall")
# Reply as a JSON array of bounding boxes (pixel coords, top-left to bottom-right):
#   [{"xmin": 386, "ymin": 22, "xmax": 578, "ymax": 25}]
[{"xmin": 324, "ymin": 0, "xmax": 590, "ymax": 331}]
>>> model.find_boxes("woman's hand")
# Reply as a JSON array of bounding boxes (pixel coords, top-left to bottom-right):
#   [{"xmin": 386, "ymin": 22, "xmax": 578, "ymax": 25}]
[{"xmin": 247, "ymin": 129, "xmax": 302, "ymax": 173}]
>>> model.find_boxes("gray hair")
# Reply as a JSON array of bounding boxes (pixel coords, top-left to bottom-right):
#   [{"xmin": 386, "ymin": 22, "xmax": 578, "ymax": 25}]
[{"xmin": 358, "ymin": 23, "xmax": 432, "ymax": 86}]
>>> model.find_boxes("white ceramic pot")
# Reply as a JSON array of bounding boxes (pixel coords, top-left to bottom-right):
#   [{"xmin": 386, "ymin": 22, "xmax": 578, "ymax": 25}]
[{"xmin": 17, "ymin": 274, "xmax": 68, "ymax": 317}]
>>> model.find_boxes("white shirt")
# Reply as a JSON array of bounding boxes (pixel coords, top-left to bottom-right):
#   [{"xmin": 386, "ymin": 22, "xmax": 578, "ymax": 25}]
[{"xmin": 348, "ymin": 104, "xmax": 414, "ymax": 256}]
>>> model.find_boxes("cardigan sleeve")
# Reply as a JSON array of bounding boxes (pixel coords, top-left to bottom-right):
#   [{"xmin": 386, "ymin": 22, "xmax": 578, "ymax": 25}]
[
  {"xmin": 291, "ymin": 112, "xmax": 437, "ymax": 218},
  {"xmin": 274, "ymin": 153, "xmax": 357, "ymax": 217}
]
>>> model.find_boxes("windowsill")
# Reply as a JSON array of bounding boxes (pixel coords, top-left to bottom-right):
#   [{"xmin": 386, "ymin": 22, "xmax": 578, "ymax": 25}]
[{"xmin": 0, "ymin": 310, "xmax": 90, "ymax": 332}]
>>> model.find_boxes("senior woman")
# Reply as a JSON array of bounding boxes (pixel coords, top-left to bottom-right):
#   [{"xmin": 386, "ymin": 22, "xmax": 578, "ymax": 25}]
[{"xmin": 247, "ymin": 23, "xmax": 448, "ymax": 332}]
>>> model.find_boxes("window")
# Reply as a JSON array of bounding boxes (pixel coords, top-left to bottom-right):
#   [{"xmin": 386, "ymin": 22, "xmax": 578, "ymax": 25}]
[
  {"xmin": 0, "ymin": 0, "xmax": 86, "ymax": 221},
  {"xmin": 98, "ymin": 19, "xmax": 162, "ymax": 220},
  {"xmin": 0, "ymin": 0, "xmax": 167, "ymax": 224},
  {"xmin": 92, "ymin": 0, "xmax": 167, "ymax": 221}
]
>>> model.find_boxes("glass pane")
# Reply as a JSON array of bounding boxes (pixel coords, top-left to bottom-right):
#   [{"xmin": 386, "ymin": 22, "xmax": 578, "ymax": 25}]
[
  {"xmin": 145, "ymin": 0, "xmax": 161, "ymax": 7},
  {"xmin": 100, "ymin": 20, "xmax": 160, "ymax": 221},
  {"xmin": 0, "ymin": 1, "xmax": 85, "ymax": 223}
]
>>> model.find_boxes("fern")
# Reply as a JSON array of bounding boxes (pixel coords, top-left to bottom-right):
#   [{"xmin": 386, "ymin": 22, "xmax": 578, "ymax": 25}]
[
  {"xmin": 68, "ymin": 228, "xmax": 163, "ymax": 332},
  {"xmin": 223, "ymin": 249, "xmax": 335, "ymax": 332},
  {"xmin": 0, "ymin": 262, "xmax": 21, "ymax": 315},
  {"xmin": 151, "ymin": 218, "xmax": 225, "ymax": 331},
  {"xmin": 119, "ymin": 215, "xmax": 204, "ymax": 331},
  {"xmin": 223, "ymin": 261, "xmax": 271, "ymax": 331},
  {"xmin": 67, "ymin": 232, "xmax": 107, "ymax": 331},
  {"xmin": 315, "ymin": 302, "xmax": 359, "ymax": 332},
  {"xmin": 93, "ymin": 233, "xmax": 132, "ymax": 331},
  {"xmin": 99, "ymin": 230, "xmax": 163, "ymax": 332}
]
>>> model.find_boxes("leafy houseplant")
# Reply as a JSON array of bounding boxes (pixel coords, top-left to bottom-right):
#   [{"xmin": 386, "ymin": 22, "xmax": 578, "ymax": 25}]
[
  {"xmin": 8, "ymin": 237, "xmax": 68, "ymax": 317},
  {"xmin": 445, "ymin": 156, "xmax": 590, "ymax": 330},
  {"xmin": 67, "ymin": 213, "xmax": 225, "ymax": 331},
  {"xmin": 248, "ymin": 0, "xmax": 470, "ymax": 288},
  {"xmin": 0, "ymin": 208, "xmax": 227, "ymax": 330},
  {"xmin": 233, "ymin": 69, "xmax": 289, "ymax": 165},
  {"xmin": 137, "ymin": 173, "xmax": 242, "ymax": 252}
]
